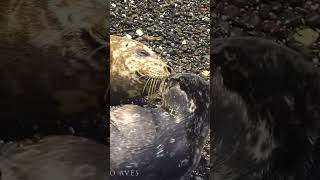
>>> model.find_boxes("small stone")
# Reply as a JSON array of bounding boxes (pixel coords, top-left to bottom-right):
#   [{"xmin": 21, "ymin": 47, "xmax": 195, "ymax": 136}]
[
  {"xmin": 292, "ymin": 28, "xmax": 319, "ymax": 46},
  {"xmin": 154, "ymin": 47, "xmax": 162, "ymax": 53},
  {"xmin": 125, "ymin": 34, "xmax": 132, "ymax": 39},
  {"xmin": 268, "ymin": 12, "xmax": 278, "ymax": 20},
  {"xmin": 182, "ymin": 40, "xmax": 187, "ymax": 44},
  {"xmin": 201, "ymin": 70, "xmax": 210, "ymax": 78},
  {"xmin": 136, "ymin": 29, "xmax": 144, "ymax": 36}
]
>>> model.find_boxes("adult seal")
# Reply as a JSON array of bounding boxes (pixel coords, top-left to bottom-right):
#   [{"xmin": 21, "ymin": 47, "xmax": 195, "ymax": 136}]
[
  {"xmin": 110, "ymin": 73, "xmax": 210, "ymax": 180},
  {"xmin": 0, "ymin": 0, "xmax": 107, "ymax": 140},
  {"xmin": 110, "ymin": 35, "xmax": 172, "ymax": 104},
  {"xmin": 0, "ymin": 136, "xmax": 108, "ymax": 180},
  {"xmin": 211, "ymin": 37, "xmax": 320, "ymax": 180}
]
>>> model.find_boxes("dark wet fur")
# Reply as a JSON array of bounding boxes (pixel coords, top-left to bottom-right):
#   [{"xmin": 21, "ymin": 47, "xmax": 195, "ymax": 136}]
[{"xmin": 211, "ymin": 37, "xmax": 320, "ymax": 180}]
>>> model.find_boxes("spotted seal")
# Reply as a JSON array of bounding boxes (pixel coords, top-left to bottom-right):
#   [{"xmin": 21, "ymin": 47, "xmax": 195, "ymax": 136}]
[
  {"xmin": 110, "ymin": 35, "xmax": 172, "ymax": 104},
  {"xmin": 110, "ymin": 73, "xmax": 210, "ymax": 180},
  {"xmin": 211, "ymin": 37, "xmax": 320, "ymax": 179},
  {"xmin": 0, "ymin": 136, "xmax": 108, "ymax": 180},
  {"xmin": 0, "ymin": 0, "xmax": 107, "ymax": 140}
]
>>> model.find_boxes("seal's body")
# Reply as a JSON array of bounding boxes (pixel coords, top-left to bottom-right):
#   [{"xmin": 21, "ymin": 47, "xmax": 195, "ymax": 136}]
[
  {"xmin": 110, "ymin": 73, "xmax": 210, "ymax": 180},
  {"xmin": 0, "ymin": 136, "xmax": 107, "ymax": 180},
  {"xmin": 0, "ymin": 0, "xmax": 107, "ymax": 140},
  {"xmin": 211, "ymin": 37, "xmax": 320, "ymax": 180},
  {"xmin": 110, "ymin": 35, "xmax": 172, "ymax": 104}
]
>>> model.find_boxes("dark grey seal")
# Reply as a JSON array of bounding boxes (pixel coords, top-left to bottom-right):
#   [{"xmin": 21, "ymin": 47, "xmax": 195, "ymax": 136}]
[
  {"xmin": 211, "ymin": 37, "xmax": 320, "ymax": 180},
  {"xmin": 110, "ymin": 73, "xmax": 210, "ymax": 180}
]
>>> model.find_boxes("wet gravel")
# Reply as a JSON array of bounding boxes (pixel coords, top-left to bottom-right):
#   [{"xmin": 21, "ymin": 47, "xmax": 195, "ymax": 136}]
[
  {"xmin": 212, "ymin": 0, "xmax": 320, "ymax": 67},
  {"xmin": 110, "ymin": 0, "xmax": 210, "ymax": 74},
  {"xmin": 110, "ymin": 0, "xmax": 210, "ymax": 179}
]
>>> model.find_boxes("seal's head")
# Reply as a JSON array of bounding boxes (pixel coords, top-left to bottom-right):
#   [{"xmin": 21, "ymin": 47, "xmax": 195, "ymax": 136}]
[
  {"xmin": 160, "ymin": 73, "xmax": 210, "ymax": 118},
  {"xmin": 110, "ymin": 35, "xmax": 172, "ymax": 102}
]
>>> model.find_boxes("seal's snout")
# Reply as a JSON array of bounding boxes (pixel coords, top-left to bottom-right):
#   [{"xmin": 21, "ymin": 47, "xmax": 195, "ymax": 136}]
[
  {"xmin": 161, "ymin": 73, "xmax": 208, "ymax": 92},
  {"xmin": 168, "ymin": 73, "xmax": 209, "ymax": 91}
]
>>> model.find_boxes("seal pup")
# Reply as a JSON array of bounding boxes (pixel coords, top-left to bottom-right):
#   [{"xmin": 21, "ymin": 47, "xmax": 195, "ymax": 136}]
[
  {"xmin": 0, "ymin": 0, "xmax": 107, "ymax": 140},
  {"xmin": 110, "ymin": 73, "xmax": 210, "ymax": 180},
  {"xmin": 110, "ymin": 35, "xmax": 172, "ymax": 105},
  {"xmin": 0, "ymin": 136, "xmax": 108, "ymax": 180},
  {"xmin": 211, "ymin": 37, "xmax": 320, "ymax": 180}
]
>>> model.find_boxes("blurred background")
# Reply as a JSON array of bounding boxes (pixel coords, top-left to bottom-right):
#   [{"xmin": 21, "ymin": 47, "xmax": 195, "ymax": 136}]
[{"xmin": 212, "ymin": 0, "xmax": 319, "ymax": 67}]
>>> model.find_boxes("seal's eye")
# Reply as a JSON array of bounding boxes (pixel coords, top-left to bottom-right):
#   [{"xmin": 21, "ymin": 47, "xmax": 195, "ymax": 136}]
[{"xmin": 136, "ymin": 49, "xmax": 150, "ymax": 57}]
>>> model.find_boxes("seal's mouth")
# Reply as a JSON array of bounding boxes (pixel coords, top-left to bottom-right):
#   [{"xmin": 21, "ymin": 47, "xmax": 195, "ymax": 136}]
[
  {"xmin": 144, "ymin": 77, "xmax": 164, "ymax": 100},
  {"xmin": 134, "ymin": 71, "xmax": 163, "ymax": 100},
  {"xmin": 135, "ymin": 65, "xmax": 173, "ymax": 99}
]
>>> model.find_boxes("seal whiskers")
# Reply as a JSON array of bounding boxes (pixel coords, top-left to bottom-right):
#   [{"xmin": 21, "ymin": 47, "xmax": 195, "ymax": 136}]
[
  {"xmin": 148, "ymin": 78, "xmax": 157, "ymax": 98},
  {"xmin": 151, "ymin": 78, "xmax": 160, "ymax": 98},
  {"xmin": 143, "ymin": 77, "xmax": 152, "ymax": 95}
]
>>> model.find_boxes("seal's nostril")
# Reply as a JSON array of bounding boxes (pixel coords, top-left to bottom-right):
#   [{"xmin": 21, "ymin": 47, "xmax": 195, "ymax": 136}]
[{"xmin": 166, "ymin": 66, "xmax": 173, "ymax": 74}]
